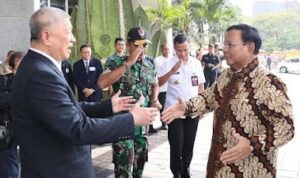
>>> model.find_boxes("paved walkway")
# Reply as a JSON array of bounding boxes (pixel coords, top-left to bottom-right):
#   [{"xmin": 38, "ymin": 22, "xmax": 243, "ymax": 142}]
[{"xmin": 92, "ymin": 112, "xmax": 300, "ymax": 178}]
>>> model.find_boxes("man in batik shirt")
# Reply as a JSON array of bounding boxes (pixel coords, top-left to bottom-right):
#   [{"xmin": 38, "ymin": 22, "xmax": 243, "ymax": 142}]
[
  {"xmin": 98, "ymin": 27, "xmax": 159, "ymax": 178},
  {"xmin": 162, "ymin": 24, "xmax": 294, "ymax": 178}
]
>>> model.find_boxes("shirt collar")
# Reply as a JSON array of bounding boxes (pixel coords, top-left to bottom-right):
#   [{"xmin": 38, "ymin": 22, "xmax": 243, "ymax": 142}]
[
  {"xmin": 29, "ymin": 48, "xmax": 62, "ymax": 72},
  {"xmin": 228, "ymin": 57, "xmax": 259, "ymax": 79},
  {"xmin": 83, "ymin": 58, "xmax": 90, "ymax": 64},
  {"xmin": 160, "ymin": 55, "xmax": 169, "ymax": 60}
]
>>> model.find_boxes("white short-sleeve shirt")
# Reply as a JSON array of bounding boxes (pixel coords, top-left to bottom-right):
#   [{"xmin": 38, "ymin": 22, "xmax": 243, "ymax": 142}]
[
  {"xmin": 157, "ymin": 55, "xmax": 205, "ymax": 116},
  {"xmin": 154, "ymin": 55, "xmax": 170, "ymax": 93}
]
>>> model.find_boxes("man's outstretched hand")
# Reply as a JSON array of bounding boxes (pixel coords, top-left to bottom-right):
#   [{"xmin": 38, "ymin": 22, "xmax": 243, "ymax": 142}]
[
  {"xmin": 161, "ymin": 97, "xmax": 186, "ymax": 124},
  {"xmin": 130, "ymin": 96, "xmax": 158, "ymax": 126},
  {"xmin": 112, "ymin": 90, "xmax": 135, "ymax": 113}
]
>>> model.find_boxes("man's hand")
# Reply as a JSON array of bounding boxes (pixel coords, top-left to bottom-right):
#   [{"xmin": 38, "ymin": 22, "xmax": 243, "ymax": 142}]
[
  {"xmin": 130, "ymin": 96, "xmax": 158, "ymax": 126},
  {"xmin": 83, "ymin": 88, "xmax": 94, "ymax": 97},
  {"xmin": 111, "ymin": 90, "xmax": 135, "ymax": 113},
  {"xmin": 220, "ymin": 131, "xmax": 251, "ymax": 164},
  {"xmin": 127, "ymin": 45, "xmax": 143, "ymax": 66},
  {"xmin": 171, "ymin": 59, "xmax": 183, "ymax": 74},
  {"xmin": 161, "ymin": 97, "xmax": 186, "ymax": 124}
]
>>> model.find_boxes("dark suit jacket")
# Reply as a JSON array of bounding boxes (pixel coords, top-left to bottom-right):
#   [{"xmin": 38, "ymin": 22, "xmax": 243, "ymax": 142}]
[
  {"xmin": 62, "ymin": 60, "xmax": 75, "ymax": 93},
  {"xmin": 73, "ymin": 58, "xmax": 103, "ymax": 102},
  {"xmin": 11, "ymin": 50, "xmax": 134, "ymax": 178}
]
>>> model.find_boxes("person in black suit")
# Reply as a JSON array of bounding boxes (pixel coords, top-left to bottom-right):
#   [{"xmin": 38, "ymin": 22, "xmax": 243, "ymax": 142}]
[
  {"xmin": 11, "ymin": 7, "xmax": 157, "ymax": 178},
  {"xmin": 61, "ymin": 59, "xmax": 75, "ymax": 93},
  {"xmin": 0, "ymin": 51, "xmax": 25, "ymax": 178},
  {"xmin": 73, "ymin": 44, "xmax": 103, "ymax": 102}
]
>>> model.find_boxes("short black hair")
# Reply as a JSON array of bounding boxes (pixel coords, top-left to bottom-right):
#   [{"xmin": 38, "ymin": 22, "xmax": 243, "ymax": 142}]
[
  {"xmin": 214, "ymin": 44, "xmax": 219, "ymax": 48},
  {"xmin": 173, "ymin": 34, "xmax": 188, "ymax": 46},
  {"xmin": 226, "ymin": 24, "xmax": 261, "ymax": 55},
  {"xmin": 9, "ymin": 51, "xmax": 25, "ymax": 69},
  {"xmin": 114, "ymin": 37, "xmax": 124, "ymax": 45},
  {"xmin": 80, "ymin": 44, "xmax": 91, "ymax": 52}
]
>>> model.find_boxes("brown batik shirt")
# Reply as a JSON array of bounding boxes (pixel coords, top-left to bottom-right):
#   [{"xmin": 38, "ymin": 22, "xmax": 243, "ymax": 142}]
[{"xmin": 186, "ymin": 58, "xmax": 294, "ymax": 178}]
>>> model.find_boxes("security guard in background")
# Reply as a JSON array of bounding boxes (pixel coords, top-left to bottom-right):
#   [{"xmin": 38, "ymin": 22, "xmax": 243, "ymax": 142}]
[
  {"xmin": 201, "ymin": 44, "xmax": 220, "ymax": 89},
  {"xmin": 97, "ymin": 27, "xmax": 160, "ymax": 178}
]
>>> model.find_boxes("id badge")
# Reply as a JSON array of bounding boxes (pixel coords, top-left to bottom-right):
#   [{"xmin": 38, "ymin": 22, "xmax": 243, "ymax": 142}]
[
  {"xmin": 191, "ymin": 76, "xmax": 198, "ymax": 86},
  {"xmin": 65, "ymin": 68, "xmax": 69, "ymax": 73},
  {"xmin": 89, "ymin": 66, "xmax": 96, "ymax": 71}
]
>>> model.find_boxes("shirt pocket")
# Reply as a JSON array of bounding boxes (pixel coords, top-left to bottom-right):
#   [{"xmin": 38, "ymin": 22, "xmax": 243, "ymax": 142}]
[
  {"xmin": 120, "ymin": 70, "xmax": 136, "ymax": 92},
  {"xmin": 145, "ymin": 68, "xmax": 156, "ymax": 86}
]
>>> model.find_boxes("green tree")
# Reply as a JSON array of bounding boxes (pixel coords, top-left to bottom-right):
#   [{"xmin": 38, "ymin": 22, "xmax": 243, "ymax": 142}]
[
  {"xmin": 145, "ymin": 0, "xmax": 182, "ymax": 31},
  {"xmin": 188, "ymin": 0, "xmax": 241, "ymax": 43},
  {"xmin": 169, "ymin": 0, "xmax": 240, "ymax": 44},
  {"xmin": 251, "ymin": 7, "xmax": 300, "ymax": 52}
]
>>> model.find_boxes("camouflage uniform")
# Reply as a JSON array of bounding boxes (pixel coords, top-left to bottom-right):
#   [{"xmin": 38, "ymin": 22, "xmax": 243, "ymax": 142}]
[{"xmin": 104, "ymin": 56, "xmax": 157, "ymax": 178}]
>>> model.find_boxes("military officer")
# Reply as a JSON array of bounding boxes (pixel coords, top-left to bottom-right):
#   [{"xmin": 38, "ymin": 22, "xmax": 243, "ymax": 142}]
[{"xmin": 97, "ymin": 27, "xmax": 159, "ymax": 178}]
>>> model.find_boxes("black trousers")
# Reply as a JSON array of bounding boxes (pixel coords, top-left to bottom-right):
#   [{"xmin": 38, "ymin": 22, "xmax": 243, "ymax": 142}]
[
  {"xmin": 204, "ymin": 74, "xmax": 216, "ymax": 89},
  {"xmin": 158, "ymin": 92, "xmax": 166, "ymax": 112},
  {"xmin": 168, "ymin": 116, "xmax": 199, "ymax": 176},
  {"xmin": 158, "ymin": 92, "xmax": 167, "ymax": 126}
]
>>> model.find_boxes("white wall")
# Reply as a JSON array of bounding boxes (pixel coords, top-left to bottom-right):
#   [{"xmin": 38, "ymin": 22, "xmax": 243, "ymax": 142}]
[{"xmin": 0, "ymin": 0, "xmax": 40, "ymax": 61}]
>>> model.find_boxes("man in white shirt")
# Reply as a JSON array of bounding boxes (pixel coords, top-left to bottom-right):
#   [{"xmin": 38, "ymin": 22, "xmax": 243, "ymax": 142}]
[
  {"xmin": 157, "ymin": 34, "xmax": 205, "ymax": 178},
  {"xmin": 154, "ymin": 44, "xmax": 170, "ymax": 130}
]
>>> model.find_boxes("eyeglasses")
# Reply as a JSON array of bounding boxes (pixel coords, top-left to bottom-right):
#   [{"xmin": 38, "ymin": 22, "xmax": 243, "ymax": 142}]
[{"xmin": 223, "ymin": 42, "xmax": 246, "ymax": 49}]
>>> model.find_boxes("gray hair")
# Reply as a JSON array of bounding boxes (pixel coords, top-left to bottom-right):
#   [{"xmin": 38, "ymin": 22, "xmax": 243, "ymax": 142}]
[{"xmin": 29, "ymin": 7, "xmax": 69, "ymax": 41}]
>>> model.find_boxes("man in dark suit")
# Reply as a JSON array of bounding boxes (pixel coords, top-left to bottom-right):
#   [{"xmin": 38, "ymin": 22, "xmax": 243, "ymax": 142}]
[
  {"xmin": 62, "ymin": 59, "xmax": 75, "ymax": 93},
  {"xmin": 73, "ymin": 44, "xmax": 103, "ymax": 102},
  {"xmin": 11, "ymin": 7, "xmax": 157, "ymax": 178}
]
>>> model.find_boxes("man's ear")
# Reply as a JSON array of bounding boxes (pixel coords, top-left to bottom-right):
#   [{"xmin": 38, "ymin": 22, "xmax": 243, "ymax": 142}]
[
  {"xmin": 247, "ymin": 42, "xmax": 255, "ymax": 54},
  {"xmin": 126, "ymin": 42, "xmax": 131, "ymax": 48},
  {"xmin": 40, "ymin": 30, "xmax": 52, "ymax": 46}
]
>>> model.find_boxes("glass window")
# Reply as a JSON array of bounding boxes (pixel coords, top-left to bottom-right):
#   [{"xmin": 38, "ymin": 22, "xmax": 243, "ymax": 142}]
[
  {"xmin": 290, "ymin": 58, "xmax": 299, "ymax": 63},
  {"xmin": 40, "ymin": 0, "xmax": 48, "ymax": 7}
]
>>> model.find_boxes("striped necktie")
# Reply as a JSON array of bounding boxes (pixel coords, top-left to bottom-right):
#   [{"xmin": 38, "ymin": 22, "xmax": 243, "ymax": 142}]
[{"xmin": 85, "ymin": 61, "xmax": 89, "ymax": 73}]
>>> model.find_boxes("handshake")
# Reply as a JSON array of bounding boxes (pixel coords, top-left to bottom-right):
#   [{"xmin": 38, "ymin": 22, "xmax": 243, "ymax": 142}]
[{"xmin": 111, "ymin": 90, "xmax": 159, "ymax": 126}]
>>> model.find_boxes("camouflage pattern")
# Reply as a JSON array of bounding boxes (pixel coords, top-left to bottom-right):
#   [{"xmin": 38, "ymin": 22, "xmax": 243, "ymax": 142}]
[
  {"xmin": 104, "ymin": 56, "xmax": 157, "ymax": 178},
  {"xmin": 113, "ymin": 135, "xmax": 148, "ymax": 178}
]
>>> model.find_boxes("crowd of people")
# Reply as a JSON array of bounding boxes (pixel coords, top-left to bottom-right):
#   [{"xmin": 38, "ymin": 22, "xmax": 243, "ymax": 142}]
[{"xmin": 0, "ymin": 7, "xmax": 295, "ymax": 178}]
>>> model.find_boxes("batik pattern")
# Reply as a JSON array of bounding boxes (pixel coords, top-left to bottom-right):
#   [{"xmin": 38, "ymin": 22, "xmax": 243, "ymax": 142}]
[{"xmin": 186, "ymin": 58, "xmax": 294, "ymax": 178}]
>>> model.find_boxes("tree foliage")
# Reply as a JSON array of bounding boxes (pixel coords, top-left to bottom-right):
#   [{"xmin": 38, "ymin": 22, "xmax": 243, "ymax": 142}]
[
  {"xmin": 146, "ymin": 0, "xmax": 241, "ymax": 45},
  {"xmin": 251, "ymin": 7, "xmax": 300, "ymax": 52},
  {"xmin": 186, "ymin": 0, "xmax": 241, "ymax": 44},
  {"xmin": 145, "ymin": 0, "xmax": 182, "ymax": 30}
]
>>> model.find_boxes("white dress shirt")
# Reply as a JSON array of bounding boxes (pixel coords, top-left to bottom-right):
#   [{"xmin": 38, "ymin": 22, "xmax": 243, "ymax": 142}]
[
  {"xmin": 29, "ymin": 48, "xmax": 62, "ymax": 72},
  {"xmin": 154, "ymin": 55, "xmax": 170, "ymax": 92},
  {"xmin": 157, "ymin": 55, "xmax": 205, "ymax": 118}
]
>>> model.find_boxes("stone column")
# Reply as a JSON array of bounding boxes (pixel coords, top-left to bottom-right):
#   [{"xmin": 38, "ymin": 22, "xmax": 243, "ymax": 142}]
[{"xmin": 0, "ymin": 0, "xmax": 40, "ymax": 61}]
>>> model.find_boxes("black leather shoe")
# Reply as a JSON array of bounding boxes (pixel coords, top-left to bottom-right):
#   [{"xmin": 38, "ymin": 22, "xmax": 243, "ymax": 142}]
[
  {"xmin": 173, "ymin": 173, "xmax": 181, "ymax": 178},
  {"xmin": 149, "ymin": 128, "xmax": 158, "ymax": 134},
  {"xmin": 149, "ymin": 125, "xmax": 158, "ymax": 134},
  {"xmin": 161, "ymin": 124, "xmax": 168, "ymax": 130},
  {"xmin": 182, "ymin": 168, "xmax": 191, "ymax": 178}
]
